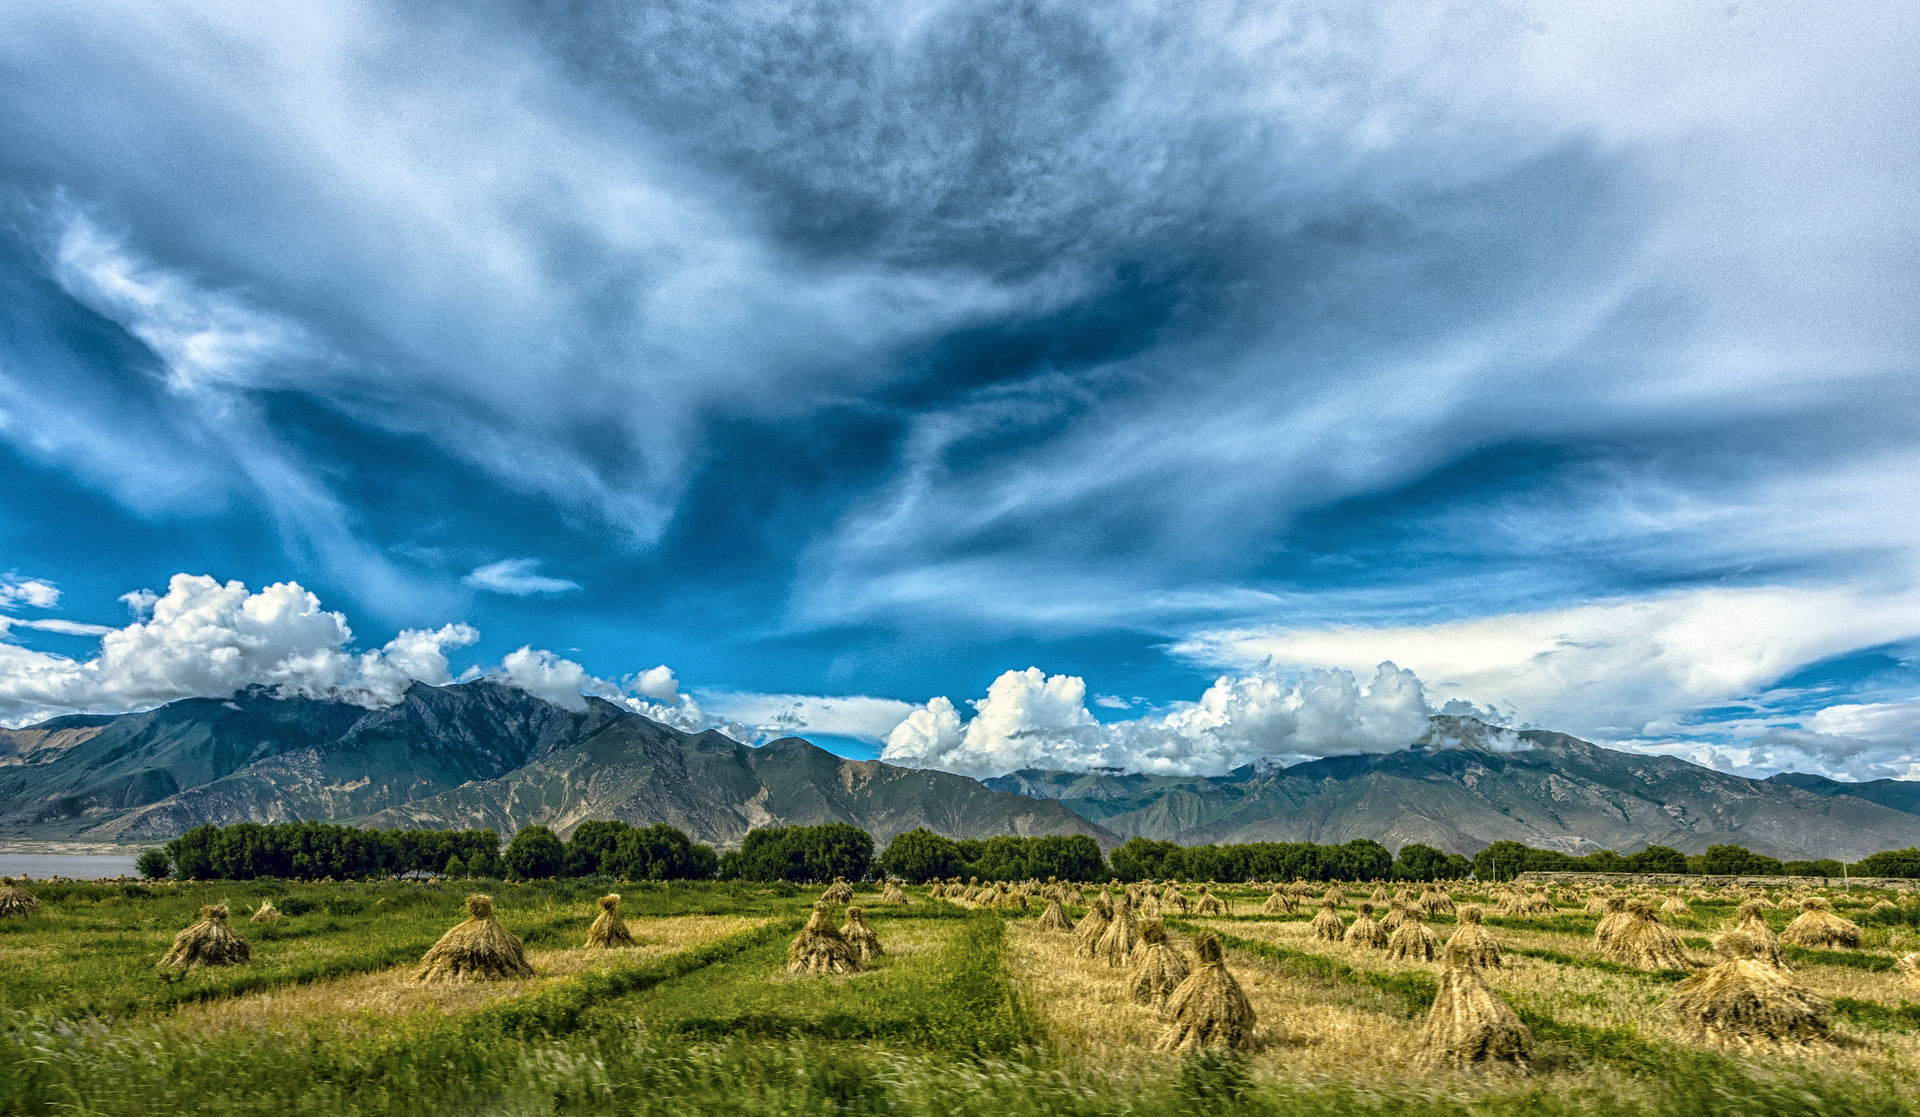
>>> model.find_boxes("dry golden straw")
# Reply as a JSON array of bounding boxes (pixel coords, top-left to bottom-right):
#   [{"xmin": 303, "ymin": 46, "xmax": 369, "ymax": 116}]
[
  {"xmin": 416, "ymin": 894, "xmax": 534, "ymax": 982},
  {"xmin": 1420, "ymin": 941, "xmax": 1530, "ymax": 1068},
  {"xmin": 1779, "ymin": 897, "xmax": 1861, "ymax": 950},
  {"xmin": 1097, "ymin": 891, "xmax": 1140, "ymax": 966},
  {"xmin": 1037, "ymin": 895, "xmax": 1075, "ymax": 932},
  {"xmin": 1385, "ymin": 909, "xmax": 1441, "ymax": 962},
  {"xmin": 1195, "ymin": 885, "xmax": 1225, "ymax": 916},
  {"xmin": 1345, "ymin": 903, "xmax": 1389, "ymax": 949},
  {"xmin": 1668, "ymin": 931, "xmax": 1829, "ymax": 1044},
  {"xmin": 1130, "ymin": 920, "xmax": 1190, "ymax": 1010},
  {"xmin": 1155, "ymin": 932, "xmax": 1258, "ymax": 1052},
  {"xmin": 1074, "ymin": 893, "xmax": 1113, "ymax": 958},
  {"xmin": 881, "ymin": 879, "xmax": 910, "ymax": 905},
  {"xmin": 1445, "ymin": 906, "xmax": 1502, "ymax": 969},
  {"xmin": 162, "ymin": 904, "xmax": 251, "ymax": 969},
  {"xmin": 1599, "ymin": 900, "xmax": 1694, "ymax": 970},
  {"xmin": 840, "ymin": 905, "xmax": 884, "ymax": 962},
  {"xmin": 822, "ymin": 877, "xmax": 855, "ymax": 904},
  {"xmin": 788, "ymin": 900, "xmax": 862, "ymax": 975},
  {"xmin": 248, "ymin": 899, "xmax": 284, "ymax": 925},
  {"xmin": 586, "ymin": 893, "xmax": 635, "ymax": 949},
  {"xmin": 1310, "ymin": 899, "xmax": 1346, "ymax": 942},
  {"xmin": 0, "ymin": 878, "xmax": 41, "ymax": 918}
]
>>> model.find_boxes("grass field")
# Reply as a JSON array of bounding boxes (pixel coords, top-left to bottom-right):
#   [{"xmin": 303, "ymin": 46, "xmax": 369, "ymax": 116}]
[{"xmin": 3, "ymin": 877, "xmax": 1919, "ymax": 1116}]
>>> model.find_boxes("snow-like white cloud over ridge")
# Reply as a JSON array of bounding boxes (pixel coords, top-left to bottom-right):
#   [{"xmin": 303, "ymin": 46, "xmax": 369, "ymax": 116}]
[{"xmin": 881, "ymin": 662, "xmax": 1432, "ymax": 778}]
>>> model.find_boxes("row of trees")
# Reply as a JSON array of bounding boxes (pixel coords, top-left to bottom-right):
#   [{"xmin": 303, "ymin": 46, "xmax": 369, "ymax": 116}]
[
  {"xmin": 1107, "ymin": 837, "xmax": 1469, "ymax": 883},
  {"xmin": 164, "ymin": 822, "xmax": 503, "ymax": 881},
  {"xmin": 874, "ymin": 830, "xmax": 1107, "ymax": 883},
  {"xmin": 151, "ymin": 820, "xmax": 1920, "ymax": 884}
]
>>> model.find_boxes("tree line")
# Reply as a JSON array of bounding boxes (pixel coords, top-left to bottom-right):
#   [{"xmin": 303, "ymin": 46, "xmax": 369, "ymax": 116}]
[{"xmin": 148, "ymin": 820, "xmax": 1920, "ymax": 884}]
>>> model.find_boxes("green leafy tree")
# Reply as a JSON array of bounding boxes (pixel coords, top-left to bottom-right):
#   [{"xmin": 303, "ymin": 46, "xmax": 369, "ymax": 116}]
[
  {"xmin": 611, "ymin": 823, "xmax": 716, "ymax": 880},
  {"xmin": 1624, "ymin": 845, "xmax": 1688, "ymax": 874},
  {"xmin": 504, "ymin": 826, "xmax": 565, "ymax": 879},
  {"xmin": 1391, "ymin": 843, "xmax": 1452, "ymax": 881},
  {"xmin": 876, "ymin": 828, "xmax": 963, "ymax": 882},
  {"xmin": 1695, "ymin": 844, "xmax": 1784, "ymax": 875},
  {"xmin": 1783, "ymin": 859, "xmax": 1844, "ymax": 877},
  {"xmin": 1111, "ymin": 837, "xmax": 1182, "ymax": 882},
  {"xmin": 1852, "ymin": 848, "xmax": 1920, "ymax": 878},
  {"xmin": 1028, "ymin": 834, "xmax": 1105, "ymax": 881},
  {"xmin": 135, "ymin": 848, "xmax": 171, "ymax": 880},
  {"xmin": 443, "ymin": 855, "xmax": 466, "ymax": 878},
  {"xmin": 1472, "ymin": 841, "xmax": 1534, "ymax": 882},
  {"xmin": 563, "ymin": 820, "xmax": 630, "ymax": 877}
]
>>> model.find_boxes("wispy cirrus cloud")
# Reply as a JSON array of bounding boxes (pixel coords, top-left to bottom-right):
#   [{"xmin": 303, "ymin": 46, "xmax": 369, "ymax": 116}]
[{"xmin": 463, "ymin": 559, "xmax": 581, "ymax": 596}]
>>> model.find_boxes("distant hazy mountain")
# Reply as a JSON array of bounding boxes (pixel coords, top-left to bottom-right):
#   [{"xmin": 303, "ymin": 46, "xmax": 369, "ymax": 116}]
[
  {"xmin": 4, "ymin": 689, "xmax": 1915, "ymax": 859},
  {"xmin": 982, "ymin": 717, "xmax": 1920, "ymax": 861},
  {"xmin": 0, "ymin": 681, "xmax": 1112, "ymax": 849}
]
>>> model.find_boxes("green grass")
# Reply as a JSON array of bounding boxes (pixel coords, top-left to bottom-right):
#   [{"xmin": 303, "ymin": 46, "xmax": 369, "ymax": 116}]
[{"xmin": 3, "ymin": 883, "xmax": 1919, "ymax": 1117}]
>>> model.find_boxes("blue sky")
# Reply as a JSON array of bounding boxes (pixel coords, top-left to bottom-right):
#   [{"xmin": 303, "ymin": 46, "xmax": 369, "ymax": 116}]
[{"xmin": 0, "ymin": 2, "xmax": 1916, "ymax": 781}]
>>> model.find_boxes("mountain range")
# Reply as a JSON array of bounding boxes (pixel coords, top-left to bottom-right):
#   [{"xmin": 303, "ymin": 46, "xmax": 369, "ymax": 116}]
[{"xmin": 2, "ymin": 683, "xmax": 1917, "ymax": 860}]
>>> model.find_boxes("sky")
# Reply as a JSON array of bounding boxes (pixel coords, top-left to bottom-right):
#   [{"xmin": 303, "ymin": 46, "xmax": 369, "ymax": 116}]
[{"xmin": 0, "ymin": 1, "xmax": 1916, "ymax": 782}]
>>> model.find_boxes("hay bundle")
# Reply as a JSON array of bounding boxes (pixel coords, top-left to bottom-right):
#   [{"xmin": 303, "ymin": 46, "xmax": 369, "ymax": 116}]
[
  {"xmin": 1345, "ymin": 903, "xmax": 1389, "ymax": 949},
  {"xmin": 1584, "ymin": 894, "xmax": 1613, "ymax": 915},
  {"xmin": 823, "ymin": 877, "xmax": 855, "ymax": 904},
  {"xmin": 1097, "ymin": 892, "xmax": 1141, "ymax": 966},
  {"xmin": 1155, "ymin": 933, "xmax": 1258, "ymax": 1052},
  {"xmin": 1163, "ymin": 888, "xmax": 1189, "ymax": 914},
  {"xmin": 1038, "ymin": 895, "xmax": 1075, "ymax": 932},
  {"xmin": 1074, "ymin": 894, "xmax": 1114, "ymax": 958},
  {"xmin": 1732, "ymin": 900, "xmax": 1786, "ymax": 967},
  {"xmin": 1668, "ymin": 932, "xmax": 1829, "ymax": 1043},
  {"xmin": 249, "ymin": 899, "xmax": 284, "ymax": 924},
  {"xmin": 1600, "ymin": 900, "xmax": 1694, "ymax": 970},
  {"xmin": 788, "ymin": 901, "xmax": 862, "ymax": 974},
  {"xmin": 586, "ymin": 894, "xmax": 635, "ymax": 949},
  {"xmin": 1130, "ymin": 920, "xmax": 1190, "ymax": 1010},
  {"xmin": 1422, "ymin": 889, "xmax": 1456, "ymax": 916},
  {"xmin": 1379, "ymin": 901, "xmax": 1410, "ymax": 934},
  {"xmin": 1869, "ymin": 898, "xmax": 1896, "ymax": 914},
  {"xmin": 1445, "ymin": 907, "xmax": 1502, "ymax": 969},
  {"xmin": 1897, "ymin": 953, "xmax": 1918, "ymax": 991},
  {"xmin": 840, "ymin": 906, "xmax": 884, "ymax": 962},
  {"xmin": 881, "ymin": 879, "xmax": 909, "ymax": 905},
  {"xmin": 1386, "ymin": 910, "xmax": 1442, "ymax": 962},
  {"xmin": 926, "ymin": 880, "xmax": 946, "ymax": 899},
  {"xmin": 1322, "ymin": 885, "xmax": 1345, "ymax": 905},
  {"xmin": 1310, "ymin": 899, "xmax": 1346, "ymax": 942},
  {"xmin": 161, "ymin": 904, "xmax": 251, "ymax": 969},
  {"xmin": 1503, "ymin": 891, "xmax": 1554, "ymax": 918},
  {"xmin": 1195, "ymin": 885, "xmax": 1225, "ymax": 916},
  {"xmin": 0, "ymin": 878, "xmax": 38, "ymax": 918},
  {"xmin": 1420, "ymin": 944, "xmax": 1529, "ymax": 1068},
  {"xmin": 1593, "ymin": 896, "xmax": 1631, "ymax": 949},
  {"xmin": 417, "ymin": 895, "xmax": 533, "ymax": 982},
  {"xmin": 1780, "ymin": 897, "xmax": 1861, "ymax": 950},
  {"xmin": 1661, "ymin": 894, "xmax": 1691, "ymax": 919},
  {"xmin": 1138, "ymin": 893, "xmax": 1162, "ymax": 920},
  {"xmin": 1372, "ymin": 884, "xmax": 1390, "ymax": 901},
  {"xmin": 1262, "ymin": 887, "xmax": 1293, "ymax": 915}
]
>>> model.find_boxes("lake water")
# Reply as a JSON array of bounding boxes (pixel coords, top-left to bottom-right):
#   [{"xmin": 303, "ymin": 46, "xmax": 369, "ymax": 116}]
[{"xmin": 0, "ymin": 853, "xmax": 142, "ymax": 879}]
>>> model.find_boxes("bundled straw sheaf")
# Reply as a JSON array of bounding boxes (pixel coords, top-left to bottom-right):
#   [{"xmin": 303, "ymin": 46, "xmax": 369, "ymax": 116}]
[
  {"xmin": 0, "ymin": 878, "xmax": 41, "ymax": 918},
  {"xmin": 1599, "ymin": 900, "xmax": 1694, "ymax": 970},
  {"xmin": 1310, "ymin": 900, "xmax": 1346, "ymax": 942},
  {"xmin": 1732, "ymin": 900, "xmax": 1786, "ymax": 967},
  {"xmin": 1445, "ymin": 907, "xmax": 1502, "ymax": 969},
  {"xmin": 1130, "ymin": 920, "xmax": 1190, "ymax": 1010},
  {"xmin": 1668, "ymin": 931, "xmax": 1830, "ymax": 1044},
  {"xmin": 1262, "ymin": 887, "xmax": 1293, "ymax": 915},
  {"xmin": 788, "ymin": 901, "xmax": 862, "ymax": 975},
  {"xmin": 1195, "ymin": 885, "xmax": 1225, "ymax": 916},
  {"xmin": 881, "ymin": 879, "xmax": 909, "ymax": 905},
  {"xmin": 417, "ymin": 894, "xmax": 534, "ymax": 982},
  {"xmin": 840, "ymin": 906, "xmax": 884, "ymax": 962},
  {"xmin": 1075, "ymin": 893, "xmax": 1114, "ymax": 958},
  {"xmin": 1037, "ymin": 895, "xmax": 1075, "ymax": 932},
  {"xmin": 1156, "ymin": 933, "xmax": 1258, "ymax": 1052},
  {"xmin": 161, "ymin": 904, "xmax": 251, "ymax": 969},
  {"xmin": 1779, "ymin": 897, "xmax": 1861, "ymax": 950},
  {"xmin": 1345, "ymin": 903, "xmax": 1389, "ymax": 949},
  {"xmin": 249, "ymin": 899, "xmax": 284, "ymax": 924},
  {"xmin": 1385, "ymin": 909, "xmax": 1441, "ymax": 962},
  {"xmin": 586, "ymin": 894, "xmax": 635, "ymax": 949},
  {"xmin": 1420, "ymin": 941, "xmax": 1530, "ymax": 1068},
  {"xmin": 822, "ymin": 877, "xmax": 855, "ymax": 905},
  {"xmin": 1097, "ymin": 892, "xmax": 1140, "ymax": 966}
]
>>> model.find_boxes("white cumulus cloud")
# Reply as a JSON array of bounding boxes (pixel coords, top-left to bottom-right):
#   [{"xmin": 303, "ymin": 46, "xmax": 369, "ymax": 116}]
[
  {"xmin": 0, "ymin": 576, "xmax": 61, "ymax": 610},
  {"xmin": 0, "ymin": 574, "xmax": 479, "ymax": 724},
  {"xmin": 881, "ymin": 662, "xmax": 1432, "ymax": 778},
  {"xmin": 463, "ymin": 559, "xmax": 582, "ymax": 596}
]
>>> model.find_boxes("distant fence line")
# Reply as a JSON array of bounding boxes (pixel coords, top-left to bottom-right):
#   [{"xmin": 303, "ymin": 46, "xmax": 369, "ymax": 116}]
[{"xmin": 1514, "ymin": 870, "xmax": 1919, "ymax": 891}]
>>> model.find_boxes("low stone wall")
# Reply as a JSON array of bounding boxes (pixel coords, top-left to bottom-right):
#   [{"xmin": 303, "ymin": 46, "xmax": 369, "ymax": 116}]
[{"xmin": 1514, "ymin": 870, "xmax": 1917, "ymax": 891}]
